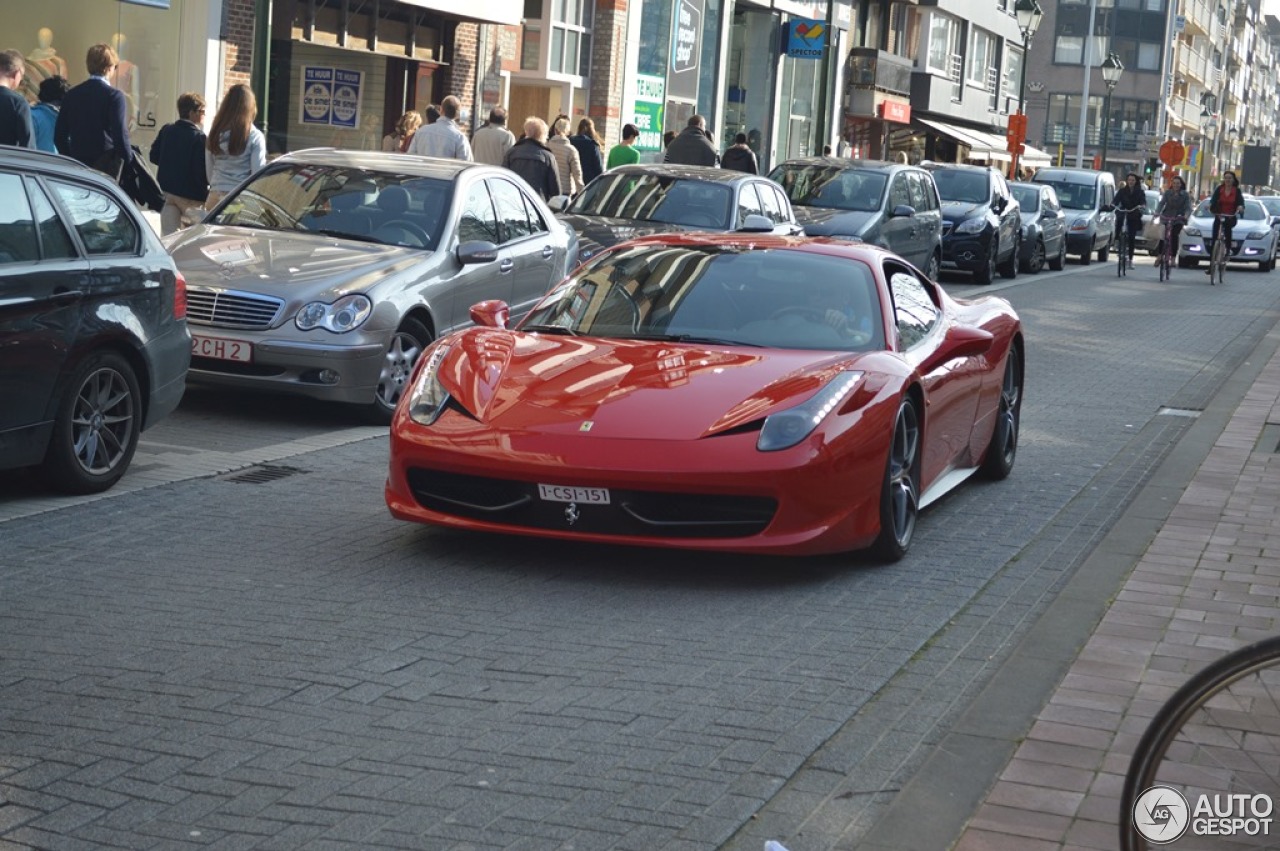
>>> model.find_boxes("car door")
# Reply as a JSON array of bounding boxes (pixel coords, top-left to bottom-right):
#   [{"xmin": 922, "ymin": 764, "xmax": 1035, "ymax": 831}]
[
  {"xmin": 880, "ymin": 173, "xmax": 917, "ymax": 262},
  {"xmin": 1040, "ymin": 187, "xmax": 1066, "ymax": 256},
  {"xmin": 0, "ymin": 171, "xmax": 87, "ymax": 468},
  {"xmin": 488, "ymin": 175, "xmax": 564, "ymax": 320},
  {"xmin": 446, "ymin": 178, "xmax": 511, "ymax": 330},
  {"xmin": 992, "ymin": 172, "xmax": 1019, "ymax": 261}
]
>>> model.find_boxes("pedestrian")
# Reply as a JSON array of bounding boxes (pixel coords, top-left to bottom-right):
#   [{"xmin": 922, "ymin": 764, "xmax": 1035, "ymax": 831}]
[
  {"xmin": 663, "ymin": 115, "xmax": 719, "ymax": 167},
  {"xmin": 472, "ymin": 106, "xmax": 515, "ymax": 166},
  {"xmin": 547, "ymin": 116, "xmax": 584, "ymax": 196},
  {"xmin": 663, "ymin": 130, "xmax": 676, "ymax": 150},
  {"xmin": 204, "ymin": 83, "xmax": 266, "ymax": 208},
  {"xmin": 31, "ymin": 74, "xmax": 68, "ymax": 153},
  {"xmin": 607, "ymin": 123, "xmax": 641, "ymax": 170},
  {"xmin": 503, "ymin": 116, "xmax": 561, "ymax": 201},
  {"xmin": 383, "ymin": 110, "xmax": 422, "ymax": 153},
  {"xmin": 424, "ymin": 104, "xmax": 440, "ymax": 126},
  {"xmin": 822, "ymin": 144, "xmax": 832, "ymax": 155},
  {"xmin": 407, "ymin": 95, "xmax": 472, "ymax": 161},
  {"xmin": 569, "ymin": 117, "xmax": 605, "ymax": 185},
  {"xmin": 0, "ymin": 50, "xmax": 34, "ymax": 149},
  {"xmin": 1205, "ymin": 169, "xmax": 1245, "ymax": 274},
  {"xmin": 721, "ymin": 132, "xmax": 758, "ymax": 174},
  {"xmin": 149, "ymin": 91, "xmax": 208, "ymax": 235},
  {"xmin": 54, "ymin": 43, "xmax": 131, "ymax": 176}
]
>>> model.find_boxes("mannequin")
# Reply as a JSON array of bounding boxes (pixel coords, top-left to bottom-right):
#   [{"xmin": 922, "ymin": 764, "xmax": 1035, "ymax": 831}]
[
  {"xmin": 24, "ymin": 28, "xmax": 69, "ymax": 103},
  {"xmin": 108, "ymin": 32, "xmax": 140, "ymax": 129}
]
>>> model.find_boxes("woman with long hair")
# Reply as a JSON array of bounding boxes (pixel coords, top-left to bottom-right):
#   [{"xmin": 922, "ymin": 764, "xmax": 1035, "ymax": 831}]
[
  {"xmin": 569, "ymin": 117, "xmax": 605, "ymax": 185},
  {"xmin": 204, "ymin": 83, "xmax": 266, "ymax": 207},
  {"xmin": 384, "ymin": 110, "xmax": 423, "ymax": 153},
  {"xmin": 547, "ymin": 115, "xmax": 584, "ymax": 196}
]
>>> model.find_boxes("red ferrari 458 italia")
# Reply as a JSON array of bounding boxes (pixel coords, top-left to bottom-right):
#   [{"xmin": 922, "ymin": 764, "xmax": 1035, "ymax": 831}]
[{"xmin": 385, "ymin": 234, "xmax": 1023, "ymax": 561}]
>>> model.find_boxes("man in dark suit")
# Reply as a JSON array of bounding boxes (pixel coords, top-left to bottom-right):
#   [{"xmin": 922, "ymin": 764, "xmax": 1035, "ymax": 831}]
[
  {"xmin": 0, "ymin": 49, "xmax": 34, "ymax": 148},
  {"xmin": 54, "ymin": 43, "xmax": 130, "ymax": 178}
]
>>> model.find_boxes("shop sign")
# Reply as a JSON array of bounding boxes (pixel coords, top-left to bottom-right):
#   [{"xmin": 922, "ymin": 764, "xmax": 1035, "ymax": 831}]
[
  {"xmin": 633, "ymin": 74, "xmax": 666, "ymax": 153},
  {"xmin": 669, "ymin": 0, "xmax": 703, "ymax": 101},
  {"xmin": 300, "ymin": 66, "xmax": 363, "ymax": 129},
  {"xmin": 879, "ymin": 101, "xmax": 911, "ymax": 123},
  {"xmin": 785, "ymin": 18, "xmax": 827, "ymax": 58}
]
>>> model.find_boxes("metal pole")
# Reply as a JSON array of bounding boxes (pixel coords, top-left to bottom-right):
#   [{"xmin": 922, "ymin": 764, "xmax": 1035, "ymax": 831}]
[
  {"xmin": 1076, "ymin": 0, "xmax": 1099, "ymax": 167},
  {"xmin": 1100, "ymin": 86, "xmax": 1113, "ymax": 172},
  {"xmin": 1010, "ymin": 35, "xmax": 1031, "ymax": 179}
]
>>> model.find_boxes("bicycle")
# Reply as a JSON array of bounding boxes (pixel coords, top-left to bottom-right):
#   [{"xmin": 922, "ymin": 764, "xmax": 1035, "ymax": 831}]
[
  {"xmin": 1206, "ymin": 212, "xmax": 1236, "ymax": 286},
  {"xmin": 1120, "ymin": 635, "xmax": 1280, "ymax": 850},
  {"xmin": 1113, "ymin": 206, "xmax": 1145, "ymax": 278},
  {"xmin": 1155, "ymin": 215, "xmax": 1186, "ymax": 283}
]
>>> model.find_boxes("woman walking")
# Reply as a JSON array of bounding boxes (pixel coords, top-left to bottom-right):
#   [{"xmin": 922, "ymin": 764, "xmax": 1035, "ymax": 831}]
[
  {"xmin": 569, "ymin": 117, "xmax": 605, "ymax": 185},
  {"xmin": 204, "ymin": 84, "xmax": 266, "ymax": 208}
]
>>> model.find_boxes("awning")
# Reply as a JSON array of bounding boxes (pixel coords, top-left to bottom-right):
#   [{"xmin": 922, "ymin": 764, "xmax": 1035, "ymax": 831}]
[
  {"xmin": 917, "ymin": 117, "xmax": 1011, "ymax": 164},
  {"xmin": 398, "ymin": 0, "xmax": 522, "ymax": 25},
  {"xmin": 1020, "ymin": 142, "xmax": 1052, "ymax": 168}
]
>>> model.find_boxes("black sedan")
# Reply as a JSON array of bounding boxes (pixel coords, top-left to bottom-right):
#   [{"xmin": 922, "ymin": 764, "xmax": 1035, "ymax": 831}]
[{"xmin": 555, "ymin": 164, "xmax": 803, "ymax": 264}]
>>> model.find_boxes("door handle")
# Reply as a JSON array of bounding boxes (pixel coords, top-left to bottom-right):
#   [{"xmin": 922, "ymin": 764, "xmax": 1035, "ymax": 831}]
[
  {"xmin": 50, "ymin": 290, "xmax": 84, "ymax": 306},
  {"xmin": 541, "ymin": 245, "xmax": 554, "ymax": 258},
  {"xmin": 499, "ymin": 259, "xmax": 514, "ymax": 273}
]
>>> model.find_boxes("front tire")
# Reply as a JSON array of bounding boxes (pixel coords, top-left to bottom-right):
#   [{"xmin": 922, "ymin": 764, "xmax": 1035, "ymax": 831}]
[
  {"xmin": 41, "ymin": 350, "xmax": 142, "ymax": 494},
  {"xmin": 1098, "ymin": 237, "xmax": 1110, "ymax": 263},
  {"xmin": 872, "ymin": 397, "xmax": 921, "ymax": 563},
  {"xmin": 973, "ymin": 242, "xmax": 997, "ymax": 284},
  {"xmin": 1022, "ymin": 238, "xmax": 1045, "ymax": 274},
  {"xmin": 366, "ymin": 317, "xmax": 432, "ymax": 424},
  {"xmin": 998, "ymin": 236, "xmax": 1019, "ymax": 279},
  {"xmin": 1047, "ymin": 239, "xmax": 1066, "ymax": 271},
  {"xmin": 923, "ymin": 250, "xmax": 941, "ymax": 281},
  {"xmin": 980, "ymin": 345, "xmax": 1022, "ymax": 480}
]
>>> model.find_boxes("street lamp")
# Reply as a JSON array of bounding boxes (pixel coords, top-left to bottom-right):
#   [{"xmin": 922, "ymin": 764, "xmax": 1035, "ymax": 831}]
[
  {"xmin": 1010, "ymin": 0, "xmax": 1043, "ymax": 177},
  {"xmin": 1099, "ymin": 52, "xmax": 1123, "ymax": 173},
  {"xmin": 1198, "ymin": 107, "xmax": 1216, "ymax": 197}
]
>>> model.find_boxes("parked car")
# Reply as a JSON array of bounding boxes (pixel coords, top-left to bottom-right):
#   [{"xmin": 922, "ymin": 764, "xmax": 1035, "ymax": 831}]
[
  {"xmin": 1177, "ymin": 197, "xmax": 1279, "ymax": 271},
  {"xmin": 386, "ymin": 233, "xmax": 1023, "ymax": 562},
  {"xmin": 768, "ymin": 157, "xmax": 943, "ymax": 279},
  {"xmin": 554, "ymin": 164, "xmax": 803, "ymax": 265},
  {"xmin": 924, "ymin": 163, "xmax": 1021, "ymax": 283},
  {"xmin": 1010, "ymin": 181, "xmax": 1067, "ymax": 273},
  {"xmin": 1135, "ymin": 189, "xmax": 1164, "ymax": 255},
  {"xmin": 1030, "ymin": 167, "xmax": 1116, "ymax": 264},
  {"xmin": 0, "ymin": 146, "xmax": 191, "ymax": 493},
  {"xmin": 166, "ymin": 148, "xmax": 578, "ymax": 422}
]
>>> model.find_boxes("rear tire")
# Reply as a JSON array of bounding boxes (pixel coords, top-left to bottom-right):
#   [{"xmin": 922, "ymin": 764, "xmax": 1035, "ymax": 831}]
[
  {"xmin": 871, "ymin": 397, "xmax": 921, "ymax": 563},
  {"xmin": 41, "ymin": 350, "xmax": 141, "ymax": 494}
]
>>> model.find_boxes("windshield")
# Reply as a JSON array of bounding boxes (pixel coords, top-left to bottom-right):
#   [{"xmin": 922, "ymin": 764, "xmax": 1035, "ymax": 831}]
[
  {"xmin": 1257, "ymin": 198, "xmax": 1280, "ymax": 217},
  {"xmin": 932, "ymin": 170, "xmax": 989, "ymax": 204},
  {"xmin": 212, "ymin": 163, "xmax": 453, "ymax": 250},
  {"xmin": 768, "ymin": 164, "xmax": 888, "ymax": 212},
  {"xmin": 1011, "ymin": 185, "xmax": 1039, "ymax": 212},
  {"xmin": 566, "ymin": 173, "xmax": 733, "ymax": 229},
  {"xmin": 520, "ymin": 244, "xmax": 885, "ymax": 352},
  {"xmin": 1036, "ymin": 181, "xmax": 1095, "ymax": 210},
  {"xmin": 1193, "ymin": 199, "xmax": 1267, "ymax": 220}
]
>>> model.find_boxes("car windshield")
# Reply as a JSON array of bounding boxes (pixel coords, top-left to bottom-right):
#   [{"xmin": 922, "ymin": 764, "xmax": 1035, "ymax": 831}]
[
  {"xmin": 1260, "ymin": 198, "xmax": 1280, "ymax": 215},
  {"xmin": 1036, "ymin": 181, "xmax": 1095, "ymax": 210},
  {"xmin": 566, "ymin": 173, "xmax": 733, "ymax": 229},
  {"xmin": 1192, "ymin": 199, "xmax": 1267, "ymax": 220},
  {"xmin": 520, "ymin": 244, "xmax": 885, "ymax": 352},
  {"xmin": 1011, "ymin": 185, "xmax": 1039, "ymax": 212},
  {"xmin": 1145, "ymin": 190, "xmax": 1161, "ymax": 211},
  {"xmin": 211, "ymin": 163, "xmax": 454, "ymax": 250},
  {"xmin": 768, "ymin": 164, "xmax": 888, "ymax": 212},
  {"xmin": 932, "ymin": 170, "xmax": 989, "ymax": 204}
]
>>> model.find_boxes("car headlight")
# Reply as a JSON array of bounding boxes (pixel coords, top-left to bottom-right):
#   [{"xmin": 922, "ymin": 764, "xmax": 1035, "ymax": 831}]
[
  {"xmin": 1183, "ymin": 226, "xmax": 1202, "ymax": 236},
  {"xmin": 405, "ymin": 341, "xmax": 453, "ymax": 425},
  {"xmin": 1068, "ymin": 217, "xmax": 1091, "ymax": 231},
  {"xmin": 1246, "ymin": 230, "xmax": 1267, "ymax": 239},
  {"xmin": 296, "ymin": 294, "xmax": 373, "ymax": 332},
  {"xmin": 757, "ymin": 371, "xmax": 863, "ymax": 452},
  {"xmin": 955, "ymin": 217, "xmax": 986, "ymax": 235}
]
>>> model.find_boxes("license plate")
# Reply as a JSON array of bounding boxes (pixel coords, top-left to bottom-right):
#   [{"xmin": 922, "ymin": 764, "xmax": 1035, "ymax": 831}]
[
  {"xmin": 192, "ymin": 334, "xmax": 252, "ymax": 362},
  {"xmin": 538, "ymin": 484, "xmax": 611, "ymax": 505}
]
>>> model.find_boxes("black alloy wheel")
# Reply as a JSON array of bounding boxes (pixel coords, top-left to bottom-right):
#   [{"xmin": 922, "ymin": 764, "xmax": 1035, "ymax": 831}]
[
  {"xmin": 872, "ymin": 396, "xmax": 921, "ymax": 562},
  {"xmin": 980, "ymin": 345, "xmax": 1022, "ymax": 480},
  {"xmin": 42, "ymin": 350, "xmax": 141, "ymax": 494}
]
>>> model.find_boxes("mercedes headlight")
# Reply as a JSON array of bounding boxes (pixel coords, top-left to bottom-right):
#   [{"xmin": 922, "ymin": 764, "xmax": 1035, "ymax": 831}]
[
  {"xmin": 296, "ymin": 294, "xmax": 373, "ymax": 332},
  {"xmin": 955, "ymin": 217, "xmax": 986, "ymax": 235},
  {"xmin": 405, "ymin": 342, "xmax": 453, "ymax": 425},
  {"xmin": 757, "ymin": 371, "xmax": 863, "ymax": 452}
]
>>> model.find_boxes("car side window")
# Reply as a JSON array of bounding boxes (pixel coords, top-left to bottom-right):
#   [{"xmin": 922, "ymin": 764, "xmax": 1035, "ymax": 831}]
[
  {"xmin": 770, "ymin": 186, "xmax": 795, "ymax": 223},
  {"xmin": 26, "ymin": 177, "xmax": 77, "ymax": 260},
  {"xmin": 0, "ymin": 173, "xmax": 39, "ymax": 264},
  {"xmin": 906, "ymin": 172, "xmax": 931, "ymax": 212},
  {"xmin": 519, "ymin": 190, "xmax": 549, "ymax": 235},
  {"xmin": 458, "ymin": 182, "xmax": 501, "ymax": 244},
  {"xmin": 737, "ymin": 184, "xmax": 764, "ymax": 227},
  {"xmin": 48, "ymin": 180, "xmax": 139, "ymax": 256},
  {"xmin": 755, "ymin": 184, "xmax": 786, "ymax": 224},
  {"xmin": 887, "ymin": 265, "xmax": 940, "ymax": 350},
  {"xmin": 888, "ymin": 175, "xmax": 911, "ymax": 210},
  {"xmin": 488, "ymin": 178, "xmax": 535, "ymax": 243}
]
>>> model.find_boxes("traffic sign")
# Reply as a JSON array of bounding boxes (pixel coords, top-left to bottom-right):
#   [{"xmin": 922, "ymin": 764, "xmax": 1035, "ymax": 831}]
[{"xmin": 1159, "ymin": 140, "xmax": 1185, "ymax": 166}]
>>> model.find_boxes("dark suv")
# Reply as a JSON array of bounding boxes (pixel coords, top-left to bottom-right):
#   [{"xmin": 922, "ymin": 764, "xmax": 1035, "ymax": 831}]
[
  {"xmin": 924, "ymin": 163, "xmax": 1021, "ymax": 283},
  {"xmin": 0, "ymin": 146, "xmax": 191, "ymax": 493}
]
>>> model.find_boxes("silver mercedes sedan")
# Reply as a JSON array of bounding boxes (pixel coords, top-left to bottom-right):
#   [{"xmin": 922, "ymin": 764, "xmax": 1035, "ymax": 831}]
[{"xmin": 166, "ymin": 149, "xmax": 578, "ymax": 421}]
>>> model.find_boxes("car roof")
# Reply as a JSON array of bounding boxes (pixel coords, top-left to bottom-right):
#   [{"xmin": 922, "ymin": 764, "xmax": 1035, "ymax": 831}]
[
  {"xmin": 610, "ymin": 230, "xmax": 906, "ymax": 264},
  {"xmin": 921, "ymin": 161, "xmax": 995, "ymax": 173},
  {"xmin": 1009, "ymin": 181, "xmax": 1046, "ymax": 191},
  {"xmin": 274, "ymin": 147, "xmax": 485, "ymax": 179},
  {"xmin": 0, "ymin": 144, "xmax": 104, "ymax": 176},
  {"xmin": 1032, "ymin": 167, "xmax": 1112, "ymax": 184},
  {"xmin": 610, "ymin": 163, "xmax": 762, "ymax": 184},
  {"xmin": 773, "ymin": 157, "xmax": 915, "ymax": 173}
]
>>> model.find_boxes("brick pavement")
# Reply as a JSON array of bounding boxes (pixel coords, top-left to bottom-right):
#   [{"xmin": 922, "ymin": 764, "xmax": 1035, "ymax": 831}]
[{"xmin": 953, "ymin": 330, "xmax": 1280, "ymax": 850}]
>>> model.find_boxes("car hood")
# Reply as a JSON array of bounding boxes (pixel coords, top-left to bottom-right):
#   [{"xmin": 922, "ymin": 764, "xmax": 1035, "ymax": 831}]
[
  {"xmin": 790, "ymin": 206, "xmax": 874, "ymax": 238},
  {"xmin": 1018, "ymin": 211, "xmax": 1039, "ymax": 228},
  {"xmin": 433, "ymin": 328, "xmax": 861, "ymax": 440},
  {"xmin": 941, "ymin": 201, "xmax": 985, "ymax": 222},
  {"xmin": 167, "ymin": 224, "xmax": 427, "ymax": 301},
  {"xmin": 1187, "ymin": 215, "xmax": 1268, "ymax": 234}
]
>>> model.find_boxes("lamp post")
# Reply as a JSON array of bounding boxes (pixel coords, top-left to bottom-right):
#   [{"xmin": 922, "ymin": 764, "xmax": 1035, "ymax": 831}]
[
  {"xmin": 1009, "ymin": 0, "xmax": 1043, "ymax": 178},
  {"xmin": 1099, "ymin": 52, "xmax": 1123, "ymax": 173},
  {"xmin": 1198, "ymin": 108, "xmax": 1216, "ymax": 197}
]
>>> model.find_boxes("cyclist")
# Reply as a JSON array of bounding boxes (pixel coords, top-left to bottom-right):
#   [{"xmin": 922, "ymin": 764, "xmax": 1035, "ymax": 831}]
[
  {"xmin": 1205, "ymin": 169, "xmax": 1245, "ymax": 275},
  {"xmin": 1154, "ymin": 175, "xmax": 1192, "ymax": 265},
  {"xmin": 1113, "ymin": 172, "xmax": 1147, "ymax": 269}
]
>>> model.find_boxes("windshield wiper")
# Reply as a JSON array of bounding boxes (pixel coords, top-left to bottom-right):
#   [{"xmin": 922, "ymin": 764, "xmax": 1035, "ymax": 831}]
[
  {"xmin": 628, "ymin": 333, "xmax": 764, "ymax": 348},
  {"xmin": 522, "ymin": 323, "xmax": 579, "ymax": 336}
]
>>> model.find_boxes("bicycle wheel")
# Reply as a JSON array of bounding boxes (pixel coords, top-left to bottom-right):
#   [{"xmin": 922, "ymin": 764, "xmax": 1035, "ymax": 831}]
[
  {"xmin": 1118, "ymin": 233, "xmax": 1127, "ymax": 277},
  {"xmin": 1120, "ymin": 635, "xmax": 1280, "ymax": 850},
  {"xmin": 1212, "ymin": 240, "xmax": 1225, "ymax": 285}
]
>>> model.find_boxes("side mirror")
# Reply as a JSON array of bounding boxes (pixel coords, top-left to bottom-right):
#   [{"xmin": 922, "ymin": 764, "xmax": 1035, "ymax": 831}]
[
  {"xmin": 890, "ymin": 204, "xmax": 916, "ymax": 218},
  {"xmin": 738, "ymin": 213, "xmax": 776, "ymax": 232},
  {"xmin": 1041, "ymin": 209, "xmax": 1059, "ymax": 219},
  {"xmin": 993, "ymin": 197, "xmax": 1007, "ymax": 213},
  {"xmin": 456, "ymin": 240, "xmax": 499, "ymax": 265},
  {"xmin": 469, "ymin": 299, "xmax": 510, "ymax": 329},
  {"xmin": 919, "ymin": 325, "xmax": 994, "ymax": 374},
  {"xmin": 548, "ymin": 195, "xmax": 571, "ymax": 213}
]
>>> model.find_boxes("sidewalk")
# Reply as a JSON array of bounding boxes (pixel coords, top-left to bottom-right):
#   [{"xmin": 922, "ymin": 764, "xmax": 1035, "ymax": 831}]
[{"xmin": 948, "ymin": 328, "xmax": 1280, "ymax": 849}]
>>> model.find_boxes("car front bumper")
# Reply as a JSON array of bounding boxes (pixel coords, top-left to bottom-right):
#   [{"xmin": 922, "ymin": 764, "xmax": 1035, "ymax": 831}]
[
  {"xmin": 941, "ymin": 230, "xmax": 994, "ymax": 272},
  {"xmin": 1178, "ymin": 234, "xmax": 1272, "ymax": 263}
]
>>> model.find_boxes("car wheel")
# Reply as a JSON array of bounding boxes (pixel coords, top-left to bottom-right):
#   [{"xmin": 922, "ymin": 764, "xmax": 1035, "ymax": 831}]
[
  {"xmin": 1022, "ymin": 238, "xmax": 1045, "ymax": 274},
  {"xmin": 924, "ymin": 250, "xmax": 941, "ymax": 281},
  {"xmin": 1098, "ymin": 237, "xmax": 1110, "ymax": 263},
  {"xmin": 1048, "ymin": 239, "xmax": 1066, "ymax": 271},
  {"xmin": 998, "ymin": 236, "xmax": 1019, "ymax": 279},
  {"xmin": 980, "ymin": 344, "xmax": 1022, "ymax": 481},
  {"xmin": 974, "ymin": 242, "xmax": 997, "ymax": 284},
  {"xmin": 41, "ymin": 350, "xmax": 141, "ymax": 494},
  {"xmin": 872, "ymin": 396, "xmax": 920, "ymax": 563},
  {"xmin": 366, "ymin": 317, "xmax": 433, "ymax": 424}
]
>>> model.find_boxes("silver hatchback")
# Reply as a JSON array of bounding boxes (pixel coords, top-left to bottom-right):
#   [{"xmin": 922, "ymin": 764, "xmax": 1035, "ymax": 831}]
[{"xmin": 167, "ymin": 149, "xmax": 578, "ymax": 421}]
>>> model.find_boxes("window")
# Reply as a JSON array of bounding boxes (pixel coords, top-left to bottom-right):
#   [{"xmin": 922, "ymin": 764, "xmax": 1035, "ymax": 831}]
[
  {"xmin": 549, "ymin": 0, "xmax": 592, "ymax": 76},
  {"xmin": 769, "ymin": 186, "xmax": 795, "ymax": 223},
  {"xmin": 458, "ymin": 183, "xmax": 500, "ymax": 243},
  {"xmin": 1138, "ymin": 42, "xmax": 1160, "ymax": 70},
  {"xmin": 754, "ymin": 184, "xmax": 788, "ymax": 225},
  {"xmin": 49, "ymin": 180, "xmax": 138, "ymax": 256},
  {"xmin": 26, "ymin": 177, "xmax": 76, "ymax": 260},
  {"xmin": 888, "ymin": 267, "xmax": 939, "ymax": 350},
  {"xmin": 968, "ymin": 28, "xmax": 995, "ymax": 86},
  {"xmin": 927, "ymin": 13, "xmax": 960, "ymax": 74},
  {"xmin": 906, "ymin": 172, "xmax": 937, "ymax": 211},
  {"xmin": 1055, "ymin": 36, "xmax": 1084, "ymax": 64},
  {"xmin": 888, "ymin": 175, "xmax": 911, "ymax": 209},
  {"xmin": 489, "ymin": 178, "xmax": 536, "ymax": 243},
  {"xmin": 0, "ymin": 173, "xmax": 38, "ymax": 263},
  {"xmin": 1004, "ymin": 47, "xmax": 1024, "ymax": 111},
  {"xmin": 737, "ymin": 183, "xmax": 764, "ymax": 228}
]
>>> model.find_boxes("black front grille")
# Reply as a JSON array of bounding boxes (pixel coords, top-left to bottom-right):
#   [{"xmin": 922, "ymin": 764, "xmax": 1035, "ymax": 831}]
[
  {"xmin": 191, "ymin": 356, "xmax": 286, "ymax": 376},
  {"xmin": 187, "ymin": 289, "xmax": 283, "ymax": 329},
  {"xmin": 406, "ymin": 468, "xmax": 776, "ymax": 539}
]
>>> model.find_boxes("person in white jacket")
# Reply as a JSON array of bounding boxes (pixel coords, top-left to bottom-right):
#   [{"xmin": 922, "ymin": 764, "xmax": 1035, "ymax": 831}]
[{"xmin": 547, "ymin": 116, "xmax": 584, "ymax": 197}]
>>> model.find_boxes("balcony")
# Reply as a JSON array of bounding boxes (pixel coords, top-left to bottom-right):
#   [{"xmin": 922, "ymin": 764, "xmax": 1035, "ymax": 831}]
[
  {"xmin": 845, "ymin": 48, "xmax": 913, "ymax": 97},
  {"xmin": 1043, "ymin": 124, "xmax": 1144, "ymax": 151},
  {"xmin": 1175, "ymin": 46, "xmax": 1211, "ymax": 86}
]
